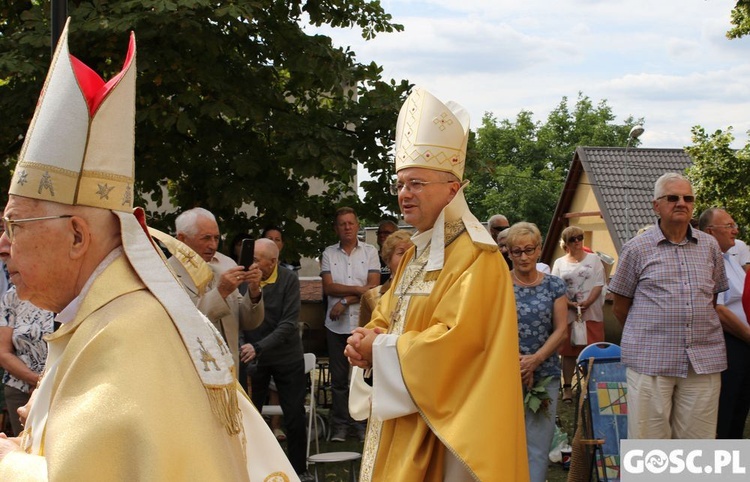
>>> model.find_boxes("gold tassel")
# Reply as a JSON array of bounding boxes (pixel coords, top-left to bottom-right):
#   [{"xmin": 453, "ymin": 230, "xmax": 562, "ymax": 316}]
[{"xmin": 206, "ymin": 385, "xmax": 243, "ymax": 435}]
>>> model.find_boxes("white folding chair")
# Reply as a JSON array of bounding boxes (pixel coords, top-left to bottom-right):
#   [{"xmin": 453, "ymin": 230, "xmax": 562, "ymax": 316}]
[{"xmin": 261, "ymin": 352, "xmax": 323, "ymax": 465}]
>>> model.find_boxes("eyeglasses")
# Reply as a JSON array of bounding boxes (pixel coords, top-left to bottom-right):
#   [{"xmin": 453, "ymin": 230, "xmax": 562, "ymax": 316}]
[
  {"xmin": 2, "ymin": 215, "xmax": 73, "ymax": 242},
  {"xmin": 376, "ymin": 230, "xmax": 395, "ymax": 236},
  {"xmin": 657, "ymin": 194, "xmax": 695, "ymax": 203},
  {"xmin": 490, "ymin": 225, "xmax": 510, "ymax": 232},
  {"xmin": 389, "ymin": 180, "xmax": 455, "ymax": 195},
  {"xmin": 566, "ymin": 234, "xmax": 584, "ymax": 244},
  {"xmin": 708, "ymin": 223, "xmax": 739, "ymax": 230},
  {"xmin": 509, "ymin": 245, "xmax": 539, "ymax": 258}
]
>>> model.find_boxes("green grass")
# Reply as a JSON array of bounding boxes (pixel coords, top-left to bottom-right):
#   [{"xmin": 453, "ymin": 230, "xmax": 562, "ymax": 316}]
[{"xmin": 305, "ymin": 400, "xmax": 750, "ymax": 481}]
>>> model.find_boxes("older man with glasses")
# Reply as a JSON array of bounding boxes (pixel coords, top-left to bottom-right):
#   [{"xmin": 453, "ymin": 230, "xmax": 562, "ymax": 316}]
[
  {"xmin": 0, "ymin": 21, "xmax": 295, "ymax": 480},
  {"xmin": 487, "ymin": 214, "xmax": 510, "ymax": 237},
  {"xmin": 610, "ymin": 172, "xmax": 728, "ymax": 440},
  {"xmin": 700, "ymin": 208, "xmax": 750, "ymax": 439}
]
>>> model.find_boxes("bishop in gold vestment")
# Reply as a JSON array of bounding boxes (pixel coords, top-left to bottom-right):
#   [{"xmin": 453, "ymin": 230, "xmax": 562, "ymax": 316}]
[
  {"xmin": 347, "ymin": 88, "xmax": 528, "ymax": 481},
  {"xmin": 0, "ymin": 19, "xmax": 297, "ymax": 481}
]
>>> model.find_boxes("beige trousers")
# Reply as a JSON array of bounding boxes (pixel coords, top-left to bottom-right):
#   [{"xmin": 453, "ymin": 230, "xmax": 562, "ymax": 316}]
[{"xmin": 626, "ymin": 366, "xmax": 720, "ymax": 439}]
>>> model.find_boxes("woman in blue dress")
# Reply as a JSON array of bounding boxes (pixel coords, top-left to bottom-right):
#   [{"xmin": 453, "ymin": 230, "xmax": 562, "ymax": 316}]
[{"xmin": 507, "ymin": 222, "xmax": 567, "ymax": 482}]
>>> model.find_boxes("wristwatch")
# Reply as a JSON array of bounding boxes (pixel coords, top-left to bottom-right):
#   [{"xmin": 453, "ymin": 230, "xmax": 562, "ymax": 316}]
[{"xmin": 341, "ymin": 298, "xmax": 348, "ymax": 306}]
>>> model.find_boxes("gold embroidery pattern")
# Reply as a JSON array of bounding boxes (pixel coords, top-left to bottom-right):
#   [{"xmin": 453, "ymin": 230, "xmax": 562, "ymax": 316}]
[
  {"xmin": 263, "ymin": 471, "xmax": 290, "ymax": 482},
  {"xmin": 433, "ymin": 112, "xmax": 454, "ymax": 131},
  {"xmin": 360, "ymin": 245, "xmax": 435, "ymax": 481},
  {"xmin": 214, "ymin": 333, "xmax": 229, "ymax": 356},
  {"xmin": 197, "ymin": 337, "xmax": 220, "ymax": 371},
  {"xmin": 444, "ymin": 219, "xmax": 466, "ymax": 247},
  {"xmin": 122, "ymin": 185, "xmax": 133, "ymax": 206},
  {"xmin": 16, "ymin": 170, "xmax": 28, "ymax": 186},
  {"xmin": 38, "ymin": 171, "xmax": 55, "ymax": 196},
  {"xmin": 360, "ymin": 417, "xmax": 382, "ymax": 482},
  {"xmin": 96, "ymin": 183, "xmax": 115, "ymax": 200}
]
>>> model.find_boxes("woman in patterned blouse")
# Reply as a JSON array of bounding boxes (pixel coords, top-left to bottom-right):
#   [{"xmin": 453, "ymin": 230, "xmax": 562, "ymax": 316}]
[
  {"xmin": 507, "ymin": 222, "xmax": 567, "ymax": 482},
  {"xmin": 0, "ymin": 285, "xmax": 55, "ymax": 435}
]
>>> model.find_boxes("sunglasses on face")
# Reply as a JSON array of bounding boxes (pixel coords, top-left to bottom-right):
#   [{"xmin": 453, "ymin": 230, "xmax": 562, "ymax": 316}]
[
  {"xmin": 657, "ymin": 194, "xmax": 695, "ymax": 203},
  {"xmin": 567, "ymin": 234, "xmax": 584, "ymax": 244}
]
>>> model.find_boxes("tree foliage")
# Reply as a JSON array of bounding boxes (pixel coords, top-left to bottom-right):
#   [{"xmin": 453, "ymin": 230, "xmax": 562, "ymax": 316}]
[
  {"xmin": 0, "ymin": 0, "xmax": 407, "ymax": 260},
  {"xmin": 727, "ymin": 0, "xmax": 750, "ymax": 39},
  {"xmin": 685, "ymin": 126, "xmax": 750, "ymax": 238},
  {"xmin": 464, "ymin": 93, "xmax": 642, "ymax": 235}
]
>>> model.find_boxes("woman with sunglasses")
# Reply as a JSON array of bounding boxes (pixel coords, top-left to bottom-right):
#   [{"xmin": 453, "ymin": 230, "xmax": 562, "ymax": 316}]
[
  {"xmin": 551, "ymin": 225, "xmax": 606, "ymax": 403},
  {"xmin": 507, "ymin": 222, "xmax": 567, "ymax": 482}
]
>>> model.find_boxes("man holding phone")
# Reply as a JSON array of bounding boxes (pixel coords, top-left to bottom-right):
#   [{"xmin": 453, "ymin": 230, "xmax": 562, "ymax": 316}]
[{"xmin": 170, "ymin": 207, "xmax": 264, "ymax": 372}]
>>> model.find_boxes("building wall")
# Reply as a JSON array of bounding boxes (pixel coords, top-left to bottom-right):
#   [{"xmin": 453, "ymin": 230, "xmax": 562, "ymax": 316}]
[
  {"xmin": 550, "ymin": 172, "xmax": 617, "ymax": 269},
  {"xmin": 549, "ymin": 172, "xmax": 622, "ymax": 344}
]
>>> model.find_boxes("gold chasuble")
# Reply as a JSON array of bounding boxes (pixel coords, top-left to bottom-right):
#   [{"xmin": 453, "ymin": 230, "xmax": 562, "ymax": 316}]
[
  {"xmin": 0, "ymin": 19, "xmax": 296, "ymax": 481},
  {"xmin": 360, "ymin": 192, "xmax": 529, "ymax": 481},
  {"xmin": 3, "ymin": 256, "xmax": 248, "ymax": 480}
]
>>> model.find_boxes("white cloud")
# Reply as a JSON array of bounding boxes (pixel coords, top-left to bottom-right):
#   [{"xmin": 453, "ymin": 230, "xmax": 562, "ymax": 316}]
[{"xmin": 316, "ymin": 0, "xmax": 750, "ymax": 149}]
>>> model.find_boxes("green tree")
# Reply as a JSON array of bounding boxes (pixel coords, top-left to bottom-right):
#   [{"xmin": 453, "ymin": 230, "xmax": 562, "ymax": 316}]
[
  {"xmin": 465, "ymin": 93, "xmax": 641, "ymax": 234},
  {"xmin": 727, "ymin": 0, "xmax": 750, "ymax": 39},
  {"xmin": 685, "ymin": 126, "xmax": 750, "ymax": 237},
  {"xmin": 0, "ymin": 0, "xmax": 407, "ymax": 260}
]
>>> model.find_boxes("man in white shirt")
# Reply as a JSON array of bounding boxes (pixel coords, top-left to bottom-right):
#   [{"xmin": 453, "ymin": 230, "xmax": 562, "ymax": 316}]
[
  {"xmin": 728, "ymin": 238, "xmax": 750, "ymax": 272},
  {"xmin": 700, "ymin": 208, "xmax": 750, "ymax": 438},
  {"xmin": 320, "ymin": 207, "xmax": 379, "ymax": 442}
]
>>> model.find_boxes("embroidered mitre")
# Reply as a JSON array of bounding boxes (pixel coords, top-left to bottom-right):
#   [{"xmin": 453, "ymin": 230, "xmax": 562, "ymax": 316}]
[
  {"xmin": 394, "ymin": 87, "xmax": 470, "ymax": 181},
  {"xmin": 10, "ymin": 20, "xmax": 135, "ymax": 211},
  {"xmin": 9, "ymin": 19, "xmax": 241, "ymax": 435}
]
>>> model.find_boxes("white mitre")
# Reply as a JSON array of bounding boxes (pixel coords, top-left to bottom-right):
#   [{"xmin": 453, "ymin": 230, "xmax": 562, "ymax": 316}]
[
  {"xmin": 9, "ymin": 19, "xmax": 241, "ymax": 435},
  {"xmin": 394, "ymin": 88, "xmax": 497, "ymax": 270}
]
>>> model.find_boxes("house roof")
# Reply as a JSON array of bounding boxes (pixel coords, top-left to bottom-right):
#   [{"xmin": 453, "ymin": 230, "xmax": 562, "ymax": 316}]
[{"xmin": 541, "ymin": 146, "xmax": 693, "ymax": 262}]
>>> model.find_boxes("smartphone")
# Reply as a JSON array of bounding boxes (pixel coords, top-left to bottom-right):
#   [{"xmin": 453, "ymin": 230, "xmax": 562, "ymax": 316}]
[{"xmin": 238, "ymin": 238, "xmax": 255, "ymax": 270}]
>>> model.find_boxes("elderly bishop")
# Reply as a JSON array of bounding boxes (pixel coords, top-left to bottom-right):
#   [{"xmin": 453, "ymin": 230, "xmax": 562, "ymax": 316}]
[{"xmin": 0, "ymin": 20, "xmax": 297, "ymax": 481}]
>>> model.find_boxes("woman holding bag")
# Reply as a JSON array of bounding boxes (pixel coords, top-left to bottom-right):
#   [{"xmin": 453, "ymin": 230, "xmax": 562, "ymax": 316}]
[{"xmin": 551, "ymin": 226, "xmax": 605, "ymax": 403}]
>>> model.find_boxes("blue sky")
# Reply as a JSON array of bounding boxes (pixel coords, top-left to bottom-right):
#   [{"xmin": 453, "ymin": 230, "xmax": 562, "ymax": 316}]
[{"xmin": 313, "ymin": 0, "xmax": 750, "ymax": 149}]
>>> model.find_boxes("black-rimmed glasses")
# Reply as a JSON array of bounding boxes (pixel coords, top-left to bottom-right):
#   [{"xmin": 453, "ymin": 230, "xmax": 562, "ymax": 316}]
[
  {"xmin": 509, "ymin": 245, "xmax": 539, "ymax": 258},
  {"xmin": 567, "ymin": 234, "xmax": 584, "ymax": 244}
]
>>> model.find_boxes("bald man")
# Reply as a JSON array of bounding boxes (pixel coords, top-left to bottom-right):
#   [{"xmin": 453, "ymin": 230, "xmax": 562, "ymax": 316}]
[{"xmin": 240, "ymin": 239, "xmax": 307, "ymax": 478}]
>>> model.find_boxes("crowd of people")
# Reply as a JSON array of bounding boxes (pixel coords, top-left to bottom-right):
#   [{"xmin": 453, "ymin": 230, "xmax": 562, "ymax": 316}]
[{"xmin": 2, "ymin": 20, "xmax": 750, "ymax": 482}]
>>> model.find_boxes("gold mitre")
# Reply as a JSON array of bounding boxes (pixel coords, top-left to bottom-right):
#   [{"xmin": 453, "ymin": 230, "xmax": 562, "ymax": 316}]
[
  {"xmin": 394, "ymin": 87, "xmax": 470, "ymax": 180},
  {"xmin": 9, "ymin": 18, "xmax": 135, "ymax": 212}
]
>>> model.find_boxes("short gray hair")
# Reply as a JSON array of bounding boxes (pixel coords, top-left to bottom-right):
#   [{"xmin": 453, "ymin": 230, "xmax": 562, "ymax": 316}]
[
  {"xmin": 653, "ymin": 172, "xmax": 691, "ymax": 200},
  {"xmin": 487, "ymin": 214, "xmax": 509, "ymax": 226},
  {"xmin": 175, "ymin": 208, "xmax": 217, "ymax": 237}
]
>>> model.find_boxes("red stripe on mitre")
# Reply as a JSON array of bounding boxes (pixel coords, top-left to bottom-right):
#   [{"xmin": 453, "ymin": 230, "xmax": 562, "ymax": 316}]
[{"xmin": 69, "ymin": 32, "xmax": 135, "ymax": 116}]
